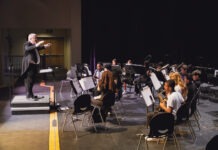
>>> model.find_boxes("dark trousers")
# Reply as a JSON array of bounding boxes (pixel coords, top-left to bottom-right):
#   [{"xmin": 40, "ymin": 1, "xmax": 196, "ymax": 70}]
[{"xmin": 24, "ymin": 64, "xmax": 37, "ymax": 97}]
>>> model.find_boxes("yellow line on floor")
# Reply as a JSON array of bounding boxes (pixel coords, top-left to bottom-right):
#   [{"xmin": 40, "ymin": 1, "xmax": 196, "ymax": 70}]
[{"xmin": 49, "ymin": 111, "xmax": 60, "ymax": 150}]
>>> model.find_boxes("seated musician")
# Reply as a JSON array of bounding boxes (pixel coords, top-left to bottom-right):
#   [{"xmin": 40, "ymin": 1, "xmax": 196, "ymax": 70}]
[
  {"xmin": 126, "ymin": 59, "xmax": 133, "ymax": 65},
  {"xmin": 153, "ymin": 61, "xmax": 166, "ymax": 83},
  {"xmin": 134, "ymin": 60, "xmax": 151, "ymax": 95},
  {"xmin": 192, "ymin": 70, "xmax": 201, "ymax": 89},
  {"xmin": 91, "ymin": 64, "xmax": 116, "ymax": 106},
  {"xmin": 93, "ymin": 62, "xmax": 104, "ymax": 85},
  {"xmin": 169, "ymin": 71, "xmax": 188, "ymax": 100},
  {"xmin": 122, "ymin": 59, "xmax": 133, "ymax": 94},
  {"xmin": 180, "ymin": 64, "xmax": 188, "ymax": 81},
  {"xmin": 92, "ymin": 62, "xmax": 104, "ymax": 96},
  {"xmin": 184, "ymin": 73, "xmax": 197, "ymax": 105},
  {"xmin": 147, "ymin": 79, "xmax": 184, "ymax": 126},
  {"xmin": 111, "ymin": 58, "xmax": 122, "ymax": 99}
]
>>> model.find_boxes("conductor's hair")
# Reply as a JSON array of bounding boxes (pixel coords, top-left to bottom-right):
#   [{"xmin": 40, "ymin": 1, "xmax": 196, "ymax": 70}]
[{"xmin": 28, "ymin": 33, "xmax": 37, "ymax": 41}]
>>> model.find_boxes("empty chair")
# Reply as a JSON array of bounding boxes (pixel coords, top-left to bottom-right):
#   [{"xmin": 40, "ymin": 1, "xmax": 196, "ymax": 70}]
[
  {"xmin": 137, "ymin": 113, "xmax": 179, "ymax": 150},
  {"xmin": 176, "ymin": 102, "xmax": 196, "ymax": 142},
  {"xmin": 190, "ymin": 87, "xmax": 201, "ymax": 123},
  {"xmin": 62, "ymin": 94, "xmax": 97, "ymax": 138},
  {"xmin": 206, "ymin": 135, "xmax": 218, "ymax": 150}
]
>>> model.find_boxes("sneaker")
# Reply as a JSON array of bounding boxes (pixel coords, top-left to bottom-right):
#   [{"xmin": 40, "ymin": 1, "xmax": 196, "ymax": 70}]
[
  {"xmin": 145, "ymin": 136, "xmax": 159, "ymax": 142},
  {"xmin": 145, "ymin": 136, "xmax": 166, "ymax": 142}
]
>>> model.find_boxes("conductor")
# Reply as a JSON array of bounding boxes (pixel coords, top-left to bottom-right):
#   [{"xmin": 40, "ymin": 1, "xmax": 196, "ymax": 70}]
[{"xmin": 21, "ymin": 33, "xmax": 51, "ymax": 99}]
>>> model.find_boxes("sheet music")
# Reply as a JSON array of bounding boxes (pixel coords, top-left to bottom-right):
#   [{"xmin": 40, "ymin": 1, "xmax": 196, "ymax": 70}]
[
  {"xmin": 72, "ymin": 78, "xmax": 83, "ymax": 94},
  {"xmin": 84, "ymin": 66, "xmax": 92, "ymax": 76},
  {"xmin": 39, "ymin": 68, "xmax": 53, "ymax": 73},
  {"xmin": 141, "ymin": 86, "xmax": 155, "ymax": 107},
  {"xmin": 79, "ymin": 76, "xmax": 95, "ymax": 91},
  {"xmin": 69, "ymin": 66, "xmax": 77, "ymax": 79},
  {"xmin": 150, "ymin": 72, "xmax": 162, "ymax": 91},
  {"xmin": 94, "ymin": 95, "xmax": 102, "ymax": 100},
  {"xmin": 161, "ymin": 69, "xmax": 170, "ymax": 80}
]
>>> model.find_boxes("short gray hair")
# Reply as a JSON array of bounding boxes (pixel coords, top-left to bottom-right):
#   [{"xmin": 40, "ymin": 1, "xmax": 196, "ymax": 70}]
[{"xmin": 28, "ymin": 33, "xmax": 37, "ymax": 41}]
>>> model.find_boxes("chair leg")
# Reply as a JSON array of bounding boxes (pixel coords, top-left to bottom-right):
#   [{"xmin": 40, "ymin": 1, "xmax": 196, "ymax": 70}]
[
  {"xmin": 162, "ymin": 137, "xmax": 168, "ymax": 150},
  {"xmin": 187, "ymin": 120, "xmax": 196, "ymax": 142},
  {"xmin": 81, "ymin": 113, "xmax": 87, "ymax": 128},
  {"xmin": 83, "ymin": 111, "xmax": 97, "ymax": 132},
  {"xmin": 62, "ymin": 111, "xmax": 70, "ymax": 132},
  {"xmin": 193, "ymin": 113, "xmax": 201, "ymax": 130},
  {"xmin": 97, "ymin": 108, "xmax": 107, "ymax": 130},
  {"xmin": 113, "ymin": 109, "xmax": 120, "ymax": 125},
  {"xmin": 90, "ymin": 114, "xmax": 97, "ymax": 132},
  {"xmin": 70, "ymin": 116, "xmax": 78, "ymax": 139},
  {"xmin": 145, "ymin": 138, "xmax": 149, "ymax": 150},
  {"xmin": 115, "ymin": 100, "xmax": 126, "ymax": 119},
  {"xmin": 173, "ymin": 132, "xmax": 180, "ymax": 150},
  {"xmin": 196, "ymin": 108, "xmax": 201, "ymax": 118},
  {"xmin": 136, "ymin": 134, "xmax": 144, "ymax": 150}
]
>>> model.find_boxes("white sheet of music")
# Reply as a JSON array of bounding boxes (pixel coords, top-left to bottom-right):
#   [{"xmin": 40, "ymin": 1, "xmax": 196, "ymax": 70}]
[
  {"xmin": 79, "ymin": 76, "xmax": 95, "ymax": 91},
  {"xmin": 39, "ymin": 68, "xmax": 53, "ymax": 73},
  {"xmin": 94, "ymin": 95, "xmax": 102, "ymax": 100},
  {"xmin": 161, "ymin": 69, "xmax": 170, "ymax": 80},
  {"xmin": 72, "ymin": 78, "xmax": 83, "ymax": 94},
  {"xmin": 150, "ymin": 72, "xmax": 162, "ymax": 91},
  {"xmin": 141, "ymin": 86, "xmax": 155, "ymax": 107}
]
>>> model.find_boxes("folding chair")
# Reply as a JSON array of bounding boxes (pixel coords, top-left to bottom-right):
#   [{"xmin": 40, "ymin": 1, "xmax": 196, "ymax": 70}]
[
  {"xmin": 59, "ymin": 66, "xmax": 78, "ymax": 99},
  {"xmin": 189, "ymin": 88, "xmax": 201, "ymax": 130},
  {"xmin": 206, "ymin": 135, "xmax": 218, "ymax": 150},
  {"xmin": 92, "ymin": 92, "xmax": 120, "ymax": 129},
  {"xmin": 62, "ymin": 94, "xmax": 97, "ymax": 138},
  {"xmin": 176, "ymin": 102, "xmax": 196, "ymax": 142},
  {"xmin": 141, "ymin": 86, "xmax": 156, "ymax": 128},
  {"xmin": 136, "ymin": 113, "xmax": 179, "ymax": 150}
]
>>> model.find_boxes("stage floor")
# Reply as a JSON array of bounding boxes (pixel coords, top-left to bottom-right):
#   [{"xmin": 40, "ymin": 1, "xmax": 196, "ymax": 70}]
[{"xmin": 0, "ymin": 81, "xmax": 218, "ymax": 150}]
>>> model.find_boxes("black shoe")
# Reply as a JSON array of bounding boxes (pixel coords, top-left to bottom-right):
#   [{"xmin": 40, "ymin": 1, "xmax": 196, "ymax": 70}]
[
  {"xmin": 26, "ymin": 95, "xmax": 33, "ymax": 99},
  {"xmin": 26, "ymin": 95, "xmax": 44, "ymax": 100},
  {"xmin": 32, "ymin": 95, "xmax": 44, "ymax": 99}
]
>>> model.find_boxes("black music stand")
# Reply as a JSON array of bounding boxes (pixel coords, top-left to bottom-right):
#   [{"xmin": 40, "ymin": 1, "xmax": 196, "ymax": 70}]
[
  {"xmin": 125, "ymin": 64, "xmax": 146, "ymax": 75},
  {"xmin": 39, "ymin": 68, "xmax": 59, "ymax": 110}
]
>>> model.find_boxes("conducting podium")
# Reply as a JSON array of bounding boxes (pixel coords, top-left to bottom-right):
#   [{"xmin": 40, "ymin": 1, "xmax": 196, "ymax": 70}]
[
  {"xmin": 39, "ymin": 68, "xmax": 58, "ymax": 109},
  {"xmin": 11, "ymin": 67, "xmax": 56, "ymax": 114}
]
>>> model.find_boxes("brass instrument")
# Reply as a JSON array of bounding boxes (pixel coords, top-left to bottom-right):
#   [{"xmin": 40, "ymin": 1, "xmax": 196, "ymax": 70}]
[
  {"xmin": 157, "ymin": 90, "xmax": 167, "ymax": 103},
  {"xmin": 156, "ymin": 90, "xmax": 167, "ymax": 106},
  {"xmin": 156, "ymin": 90, "xmax": 167, "ymax": 112}
]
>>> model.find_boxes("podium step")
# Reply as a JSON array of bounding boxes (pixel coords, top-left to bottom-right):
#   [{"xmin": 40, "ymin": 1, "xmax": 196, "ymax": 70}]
[
  {"xmin": 11, "ymin": 95, "xmax": 50, "ymax": 115},
  {"xmin": 11, "ymin": 106, "xmax": 50, "ymax": 115}
]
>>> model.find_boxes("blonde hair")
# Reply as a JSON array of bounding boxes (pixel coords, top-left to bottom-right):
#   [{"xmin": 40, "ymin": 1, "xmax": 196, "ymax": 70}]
[{"xmin": 169, "ymin": 72, "xmax": 188, "ymax": 99}]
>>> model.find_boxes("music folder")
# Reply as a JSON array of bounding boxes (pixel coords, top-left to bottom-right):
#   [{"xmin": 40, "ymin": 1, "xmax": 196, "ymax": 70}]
[
  {"xmin": 150, "ymin": 72, "xmax": 162, "ymax": 91},
  {"xmin": 141, "ymin": 86, "xmax": 155, "ymax": 107},
  {"xmin": 125, "ymin": 64, "xmax": 145, "ymax": 75},
  {"xmin": 71, "ymin": 78, "xmax": 83, "ymax": 94},
  {"xmin": 79, "ymin": 76, "xmax": 95, "ymax": 91}
]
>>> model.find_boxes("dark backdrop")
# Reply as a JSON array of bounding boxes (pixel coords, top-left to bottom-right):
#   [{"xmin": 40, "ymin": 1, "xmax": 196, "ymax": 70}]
[{"xmin": 82, "ymin": 0, "xmax": 218, "ymax": 67}]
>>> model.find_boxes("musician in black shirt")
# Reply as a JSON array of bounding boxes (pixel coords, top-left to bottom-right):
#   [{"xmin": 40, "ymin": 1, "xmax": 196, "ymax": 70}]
[
  {"xmin": 192, "ymin": 70, "xmax": 201, "ymax": 88},
  {"xmin": 134, "ymin": 60, "xmax": 151, "ymax": 95}
]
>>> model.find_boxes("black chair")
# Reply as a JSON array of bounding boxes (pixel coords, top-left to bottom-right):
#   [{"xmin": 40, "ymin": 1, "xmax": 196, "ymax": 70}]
[
  {"xmin": 189, "ymin": 88, "xmax": 201, "ymax": 130},
  {"xmin": 176, "ymin": 102, "xmax": 196, "ymax": 142},
  {"xmin": 137, "ymin": 113, "xmax": 179, "ymax": 150},
  {"xmin": 62, "ymin": 94, "xmax": 97, "ymax": 138},
  {"xmin": 92, "ymin": 91, "xmax": 120, "ymax": 129},
  {"xmin": 206, "ymin": 135, "xmax": 218, "ymax": 150}
]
